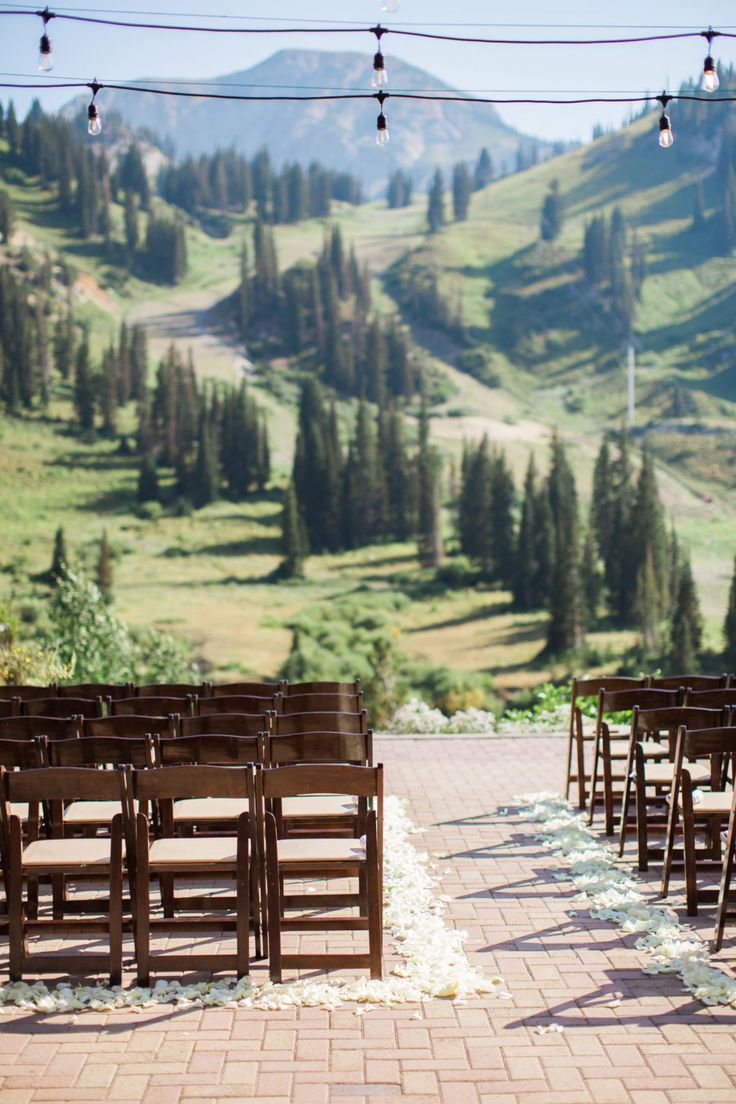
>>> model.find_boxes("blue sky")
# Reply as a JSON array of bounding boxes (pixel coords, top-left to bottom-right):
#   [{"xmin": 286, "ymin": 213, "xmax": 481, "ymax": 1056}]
[{"xmin": 0, "ymin": 0, "xmax": 735, "ymax": 143}]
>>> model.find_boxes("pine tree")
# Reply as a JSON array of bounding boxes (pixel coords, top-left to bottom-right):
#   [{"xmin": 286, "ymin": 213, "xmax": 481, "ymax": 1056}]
[
  {"xmin": 669, "ymin": 553, "xmax": 703, "ymax": 671},
  {"xmin": 96, "ymin": 529, "xmax": 113, "ymax": 604},
  {"xmin": 718, "ymin": 167, "xmax": 736, "ymax": 255},
  {"xmin": 604, "ymin": 427, "xmax": 634, "ymax": 622},
  {"xmin": 636, "ymin": 544, "xmax": 661, "ymax": 655},
  {"xmin": 452, "ymin": 162, "xmax": 472, "ymax": 221},
  {"xmin": 590, "ymin": 436, "xmax": 614, "ymax": 564},
  {"xmin": 545, "ymin": 433, "xmax": 583, "ymax": 655},
  {"xmin": 631, "ymin": 446, "xmax": 669, "ymax": 624},
  {"xmin": 100, "ymin": 345, "xmax": 118, "ymax": 433},
  {"xmin": 426, "ymin": 169, "xmax": 445, "ymax": 234},
  {"xmin": 280, "ymin": 481, "xmax": 306, "ymax": 578},
  {"xmin": 53, "ymin": 309, "xmax": 74, "ymax": 380},
  {"xmin": 191, "ymin": 408, "xmax": 219, "ymax": 508},
  {"xmin": 416, "ymin": 395, "xmax": 444, "ymax": 567},
  {"xmin": 512, "ymin": 454, "xmax": 538, "ymax": 610},
  {"xmin": 73, "ymin": 331, "xmax": 95, "ymax": 431},
  {"xmin": 723, "ymin": 556, "xmax": 736, "ymax": 667},
  {"xmin": 473, "ymin": 148, "xmax": 494, "ymax": 191},
  {"xmin": 129, "ymin": 324, "xmax": 148, "ymax": 400},
  {"xmin": 540, "ymin": 180, "xmax": 563, "ymax": 241},
  {"xmin": 489, "ymin": 448, "xmax": 516, "ymax": 587},
  {"xmin": 137, "ymin": 450, "xmax": 160, "ymax": 503},
  {"xmin": 580, "ymin": 526, "xmax": 602, "ymax": 629},
  {"xmin": 124, "ymin": 189, "xmax": 139, "ymax": 257},
  {"xmin": 49, "ymin": 525, "xmax": 68, "ymax": 584}
]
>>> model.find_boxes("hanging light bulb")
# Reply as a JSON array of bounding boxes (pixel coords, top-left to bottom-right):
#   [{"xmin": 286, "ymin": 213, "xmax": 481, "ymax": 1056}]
[
  {"xmin": 87, "ymin": 81, "xmax": 102, "ymax": 136},
  {"xmin": 37, "ymin": 8, "xmax": 54, "ymax": 72},
  {"xmin": 375, "ymin": 91, "xmax": 389, "ymax": 146},
  {"xmin": 371, "ymin": 25, "xmax": 388, "ymax": 89},
  {"xmin": 701, "ymin": 29, "xmax": 720, "ymax": 92},
  {"xmin": 657, "ymin": 94, "xmax": 673, "ymax": 149}
]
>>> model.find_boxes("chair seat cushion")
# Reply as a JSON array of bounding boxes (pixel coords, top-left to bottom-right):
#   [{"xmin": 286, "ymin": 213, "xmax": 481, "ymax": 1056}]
[
  {"xmin": 23, "ymin": 838, "xmax": 115, "ymax": 868},
  {"xmin": 685, "ymin": 791, "xmax": 733, "ymax": 815},
  {"xmin": 277, "ymin": 837, "xmax": 366, "ymax": 863},
  {"xmin": 148, "ymin": 836, "xmax": 244, "ymax": 867},
  {"xmin": 281, "ymin": 795, "xmax": 358, "ymax": 818},
  {"xmin": 609, "ymin": 740, "xmax": 666, "ymax": 759},
  {"xmin": 173, "ymin": 797, "xmax": 248, "ymax": 822},
  {"xmin": 643, "ymin": 761, "xmax": 710, "ymax": 785},
  {"xmin": 64, "ymin": 800, "xmax": 121, "ymax": 825}
]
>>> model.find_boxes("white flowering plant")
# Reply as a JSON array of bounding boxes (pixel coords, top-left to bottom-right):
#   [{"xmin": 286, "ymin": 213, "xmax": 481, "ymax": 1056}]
[{"xmin": 388, "ymin": 697, "xmax": 496, "ymax": 735}]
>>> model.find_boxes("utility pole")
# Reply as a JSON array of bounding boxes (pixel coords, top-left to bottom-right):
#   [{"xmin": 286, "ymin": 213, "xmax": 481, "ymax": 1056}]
[{"xmin": 627, "ymin": 343, "xmax": 635, "ymax": 426}]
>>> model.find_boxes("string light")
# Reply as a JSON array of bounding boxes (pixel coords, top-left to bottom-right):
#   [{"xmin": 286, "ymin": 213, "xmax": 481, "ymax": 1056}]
[
  {"xmin": 87, "ymin": 78, "xmax": 101, "ymax": 134},
  {"xmin": 657, "ymin": 92, "xmax": 674, "ymax": 147},
  {"xmin": 375, "ymin": 90, "xmax": 389, "ymax": 145},
  {"xmin": 37, "ymin": 6, "xmax": 54, "ymax": 71},
  {"xmin": 371, "ymin": 24, "xmax": 388, "ymax": 89},
  {"xmin": 701, "ymin": 27, "xmax": 720, "ymax": 92}
]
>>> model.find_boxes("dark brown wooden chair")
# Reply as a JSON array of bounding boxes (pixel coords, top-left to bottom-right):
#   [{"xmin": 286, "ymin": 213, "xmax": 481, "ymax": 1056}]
[
  {"xmin": 209, "ymin": 682, "xmax": 284, "ymax": 697},
  {"xmin": 272, "ymin": 711, "xmax": 368, "ymax": 736},
  {"xmin": 22, "ymin": 697, "xmax": 103, "ymax": 719},
  {"xmin": 0, "ymin": 716, "xmax": 82, "ymax": 742},
  {"xmin": 279, "ymin": 692, "xmax": 364, "ymax": 716},
  {"xmin": 258, "ymin": 763, "xmax": 383, "ymax": 983},
  {"xmin": 589, "ymin": 687, "xmax": 680, "ymax": 834},
  {"xmin": 0, "ymin": 765, "xmax": 127, "ymax": 983},
  {"xmin": 199, "ymin": 695, "xmax": 278, "ymax": 716},
  {"xmin": 565, "ymin": 677, "xmax": 648, "ymax": 809},
  {"xmin": 126, "ymin": 764, "xmax": 256, "ymax": 982},
  {"xmin": 662, "ymin": 726, "xmax": 736, "ymax": 915},
  {"xmin": 180, "ymin": 713, "xmax": 269, "ymax": 739},
  {"xmin": 59, "ymin": 683, "xmax": 134, "ymax": 700},
  {"xmin": 284, "ymin": 680, "xmax": 361, "ymax": 696},
  {"xmin": 618, "ymin": 706, "xmax": 722, "ymax": 868},
  {"xmin": 109, "ymin": 695, "xmax": 195, "ymax": 718},
  {"xmin": 135, "ymin": 683, "xmax": 208, "ymax": 698},
  {"xmin": 82, "ymin": 714, "xmax": 177, "ymax": 740},
  {"xmin": 0, "ymin": 738, "xmax": 48, "ymax": 918},
  {"xmin": 650, "ymin": 674, "xmax": 730, "ymax": 691},
  {"xmin": 685, "ymin": 688, "xmax": 736, "ymax": 709}
]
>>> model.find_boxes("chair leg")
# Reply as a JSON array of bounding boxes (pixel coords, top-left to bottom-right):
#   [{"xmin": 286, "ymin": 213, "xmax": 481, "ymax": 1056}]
[
  {"xmin": 588, "ymin": 735, "xmax": 602, "ymax": 825},
  {"xmin": 618, "ymin": 738, "xmax": 636, "ymax": 857},
  {"xmin": 7, "ymin": 819, "xmax": 25, "ymax": 982},
  {"xmin": 714, "ymin": 799, "xmax": 736, "ymax": 952},
  {"xmin": 160, "ymin": 873, "xmax": 175, "ymax": 919},
  {"xmin": 109, "ymin": 835, "xmax": 123, "ymax": 987},
  {"xmin": 265, "ymin": 814, "xmax": 282, "ymax": 983},
  {"xmin": 134, "ymin": 818, "xmax": 151, "ymax": 986},
  {"xmin": 602, "ymin": 733, "xmax": 615, "ymax": 836},
  {"xmin": 681, "ymin": 772, "xmax": 698, "ymax": 916},
  {"xmin": 236, "ymin": 831, "xmax": 250, "ymax": 978},
  {"xmin": 661, "ymin": 773, "xmax": 680, "ymax": 899},
  {"xmin": 634, "ymin": 746, "xmax": 649, "ymax": 871},
  {"xmin": 366, "ymin": 816, "xmax": 382, "ymax": 980},
  {"xmin": 564, "ymin": 724, "xmax": 574, "ymax": 801}
]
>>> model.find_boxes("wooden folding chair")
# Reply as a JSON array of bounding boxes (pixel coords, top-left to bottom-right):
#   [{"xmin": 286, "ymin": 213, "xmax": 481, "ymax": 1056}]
[
  {"xmin": 22, "ymin": 696, "xmax": 103, "ymax": 719},
  {"xmin": 284, "ymin": 680, "xmax": 361, "ymax": 696},
  {"xmin": 279, "ymin": 692, "xmax": 364, "ymax": 716},
  {"xmin": 59, "ymin": 683, "xmax": 134, "ymax": 700},
  {"xmin": 209, "ymin": 682, "xmax": 284, "ymax": 697},
  {"xmin": 154, "ymin": 734, "xmax": 261, "ymax": 834},
  {"xmin": 650, "ymin": 674, "xmax": 730, "ymax": 691},
  {"xmin": 258, "ymin": 763, "xmax": 383, "ymax": 983},
  {"xmin": 0, "ymin": 765, "xmax": 128, "ymax": 983},
  {"xmin": 199, "ymin": 695, "xmax": 279, "ymax": 716},
  {"xmin": 589, "ymin": 688, "xmax": 679, "ymax": 834},
  {"xmin": 0, "ymin": 716, "xmax": 82, "ymax": 743},
  {"xmin": 661, "ymin": 726, "xmax": 736, "ymax": 914},
  {"xmin": 685, "ymin": 688, "xmax": 736, "ymax": 710},
  {"xmin": 618, "ymin": 705, "xmax": 721, "ymax": 868},
  {"xmin": 566, "ymin": 676, "xmax": 648, "ymax": 809},
  {"xmin": 126, "ymin": 764, "xmax": 256, "ymax": 982},
  {"xmin": 180, "ymin": 713, "xmax": 270, "ymax": 739},
  {"xmin": 272, "ymin": 711, "xmax": 368, "ymax": 736},
  {"xmin": 109, "ymin": 695, "xmax": 195, "ymax": 718},
  {"xmin": 0, "ymin": 738, "xmax": 48, "ymax": 919}
]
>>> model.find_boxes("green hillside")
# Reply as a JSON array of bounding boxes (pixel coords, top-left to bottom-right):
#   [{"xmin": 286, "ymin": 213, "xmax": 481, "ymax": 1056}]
[{"xmin": 1, "ymin": 99, "xmax": 735, "ymax": 702}]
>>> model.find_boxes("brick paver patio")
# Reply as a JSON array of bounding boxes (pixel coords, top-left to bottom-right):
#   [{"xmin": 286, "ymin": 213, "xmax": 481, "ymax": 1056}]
[{"xmin": 2, "ymin": 733, "xmax": 736, "ymax": 1103}]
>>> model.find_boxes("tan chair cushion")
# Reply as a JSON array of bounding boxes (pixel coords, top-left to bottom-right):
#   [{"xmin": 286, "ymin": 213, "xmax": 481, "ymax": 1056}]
[
  {"xmin": 64, "ymin": 800, "xmax": 121, "ymax": 825},
  {"xmin": 610, "ymin": 740, "xmax": 666, "ymax": 759},
  {"xmin": 643, "ymin": 762, "xmax": 710, "ymax": 786},
  {"xmin": 277, "ymin": 837, "xmax": 366, "ymax": 863},
  {"xmin": 23, "ymin": 838, "xmax": 115, "ymax": 868},
  {"xmin": 148, "ymin": 837, "xmax": 243, "ymax": 867},
  {"xmin": 281, "ymin": 795, "xmax": 358, "ymax": 818},
  {"xmin": 687, "ymin": 791, "xmax": 734, "ymax": 815},
  {"xmin": 173, "ymin": 797, "xmax": 248, "ymax": 822}
]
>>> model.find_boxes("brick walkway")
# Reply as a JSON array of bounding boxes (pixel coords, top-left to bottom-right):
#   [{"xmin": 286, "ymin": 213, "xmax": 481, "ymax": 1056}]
[{"xmin": 2, "ymin": 733, "xmax": 736, "ymax": 1104}]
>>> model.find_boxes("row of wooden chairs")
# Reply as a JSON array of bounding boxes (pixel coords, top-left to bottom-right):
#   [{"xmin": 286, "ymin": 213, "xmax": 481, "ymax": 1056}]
[
  {"xmin": 0, "ymin": 679, "xmax": 361, "ymax": 702},
  {"xmin": 0, "ymin": 690, "xmax": 365, "ymax": 721}
]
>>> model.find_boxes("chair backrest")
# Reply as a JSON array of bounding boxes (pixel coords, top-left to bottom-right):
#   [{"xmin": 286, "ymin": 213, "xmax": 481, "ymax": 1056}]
[
  {"xmin": 0, "ymin": 736, "xmax": 47, "ymax": 770},
  {"xmin": 199, "ymin": 695, "xmax": 277, "ymax": 716},
  {"xmin": 273, "ymin": 710, "xmax": 368, "ymax": 736},
  {"xmin": 633, "ymin": 705, "xmax": 724, "ymax": 738},
  {"xmin": 284, "ymin": 680, "xmax": 361, "ymax": 696},
  {"xmin": 649, "ymin": 674, "xmax": 729, "ymax": 691},
  {"xmin": 135, "ymin": 683, "xmax": 207, "ymax": 698},
  {"xmin": 21, "ymin": 696, "xmax": 103, "ymax": 719},
  {"xmin": 83, "ymin": 714, "xmax": 176, "ymax": 739},
  {"xmin": 279, "ymin": 692, "xmax": 364, "ymax": 716},
  {"xmin": 2, "ymin": 764, "xmax": 126, "ymax": 804},
  {"xmin": 58, "ymin": 682, "xmax": 134, "ymax": 699},
  {"xmin": 264, "ymin": 730, "xmax": 372, "ymax": 768},
  {"xmin": 132, "ymin": 763, "xmax": 253, "ymax": 801},
  {"xmin": 156, "ymin": 733, "xmax": 260, "ymax": 766},
  {"xmin": 682, "ymin": 725, "xmax": 736, "ymax": 759},
  {"xmin": 180, "ymin": 713, "xmax": 268, "ymax": 739},
  {"xmin": 598, "ymin": 687, "xmax": 680, "ymax": 725},
  {"xmin": 109, "ymin": 696, "xmax": 194, "ymax": 718},
  {"xmin": 0, "ymin": 685, "xmax": 57, "ymax": 700},
  {"xmin": 572, "ymin": 676, "xmax": 647, "ymax": 705},
  {"xmin": 0, "ymin": 715, "xmax": 82, "ymax": 742},
  {"xmin": 685, "ymin": 688, "xmax": 736, "ymax": 709},
  {"xmin": 0, "ymin": 699, "xmax": 16, "ymax": 718},
  {"xmin": 48, "ymin": 736, "xmax": 153, "ymax": 769},
  {"xmin": 259, "ymin": 762, "xmax": 382, "ymax": 800},
  {"xmin": 209, "ymin": 681, "xmax": 283, "ymax": 697}
]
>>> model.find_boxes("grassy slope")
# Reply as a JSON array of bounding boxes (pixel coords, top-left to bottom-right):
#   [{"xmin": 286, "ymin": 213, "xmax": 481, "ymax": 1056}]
[{"xmin": 0, "ymin": 119, "xmax": 734, "ymax": 694}]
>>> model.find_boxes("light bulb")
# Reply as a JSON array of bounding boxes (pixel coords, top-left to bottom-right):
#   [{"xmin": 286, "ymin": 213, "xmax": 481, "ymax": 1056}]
[
  {"xmin": 702, "ymin": 56, "xmax": 719, "ymax": 92},
  {"xmin": 88, "ymin": 104, "xmax": 102, "ymax": 136},
  {"xmin": 372, "ymin": 51, "xmax": 388, "ymax": 88},
  {"xmin": 376, "ymin": 112, "xmax": 389, "ymax": 146},
  {"xmin": 658, "ymin": 113, "xmax": 673, "ymax": 148},
  {"xmin": 38, "ymin": 34, "xmax": 52, "ymax": 72}
]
